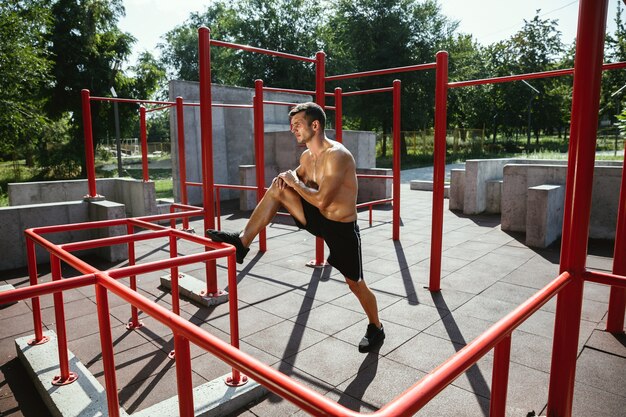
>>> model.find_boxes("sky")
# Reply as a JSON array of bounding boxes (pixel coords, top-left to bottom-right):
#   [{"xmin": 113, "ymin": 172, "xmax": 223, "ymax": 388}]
[{"xmin": 118, "ymin": 0, "xmax": 622, "ymax": 66}]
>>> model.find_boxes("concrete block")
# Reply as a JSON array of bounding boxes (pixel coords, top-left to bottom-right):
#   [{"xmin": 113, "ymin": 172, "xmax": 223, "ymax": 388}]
[
  {"xmin": 357, "ymin": 168, "xmax": 392, "ymax": 203},
  {"xmin": 133, "ymin": 374, "xmax": 266, "ymax": 417},
  {"xmin": 160, "ymin": 272, "xmax": 229, "ymax": 307},
  {"xmin": 448, "ymin": 169, "xmax": 465, "ymax": 211},
  {"xmin": 0, "ymin": 284, "xmax": 17, "ymax": 307},
  {"xmin": 501, "ymin": 164, "xmax": 533, "ymax": 232},
  {"xmin": 463, "ymin": 158, "xmax": 510, "ymax": 214},
  {"xmin": 239, "ymin": 165, "xmax": 258, "ymax": 211},
  {"xmin": 409, "ymin": 180, "xmax": 450, "ymax": 198},
  {"xmin": 485, "ymin": 179, "xmax": 503, "ymax": 213},
  {"xmin": 16, "ymin": 330, "xmax": 130, "ymax": 417},
  {"xmin": 88, "ymin": 200, "xmax": 127, "ymax": 262},
  {"xmin": 525, "ymin": 185, "xmax": 565, "ymax": 248}
]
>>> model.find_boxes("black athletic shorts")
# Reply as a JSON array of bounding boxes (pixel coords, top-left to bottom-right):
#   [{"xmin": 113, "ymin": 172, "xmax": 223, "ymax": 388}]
[{"xmin": 293, "ymin": 198, "xmax": 363, "ymax": 281}]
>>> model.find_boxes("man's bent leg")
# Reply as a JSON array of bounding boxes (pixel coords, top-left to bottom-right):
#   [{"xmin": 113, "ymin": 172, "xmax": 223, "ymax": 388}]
[{"xmin": 346, "ymin": 278, "xmax": 385, "ymax": 352}]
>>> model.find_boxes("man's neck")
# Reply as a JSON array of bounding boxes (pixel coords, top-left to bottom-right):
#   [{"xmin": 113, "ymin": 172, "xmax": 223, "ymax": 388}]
[{"xmin": 307, "ymin": 134, "xmax": 329, "ymax": 156}]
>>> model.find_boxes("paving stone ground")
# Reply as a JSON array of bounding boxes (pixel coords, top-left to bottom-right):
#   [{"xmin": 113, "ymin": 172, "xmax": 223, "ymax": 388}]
[{"xmin": 1, "ymin": 184, "xmax": 625, "ymax": 416}]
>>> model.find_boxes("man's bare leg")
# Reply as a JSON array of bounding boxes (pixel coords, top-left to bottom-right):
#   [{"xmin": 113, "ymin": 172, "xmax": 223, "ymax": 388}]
[{"xmin": 346, "ymin": 278, "xmax": 381, "ymax": 328}]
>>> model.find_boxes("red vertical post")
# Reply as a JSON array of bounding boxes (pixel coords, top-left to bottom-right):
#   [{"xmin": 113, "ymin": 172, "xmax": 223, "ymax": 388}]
[
  {"xmin": 548, "ymin": 1, "xmax": 609, "ymax": 416},
  {"xmin": 334, "ymin": 87, "xmax": 343, "ymax": 143},
  {"xmin": 429, "ymin": 51, "xmax": 448, "ymax": 292},
  {"xmin": 125, "ymin": 224, "xmax": 142, "ymax": 329},
  {"xmin": 606, "ymin": 139, "xmax": 626, "ymax": 331},
  {"xmin": 198, "ymin": 26, "xmax": 218, "ymax": 294},
  {"xmin": 169, "ymin": 234, "xmax": 180, "ymax": 316},
  {"xmin": 392, "ymin": 80, "xmax": 401, "ymax": 241},
  {"xmin": 140, "ymin": 106, "xmax": 149, "ymax": 182},
  {"xmin": 313, "ymin": 51, "xmax": 327, "ymax": 267},
  {"xmin": 225, "ymin": 253, "xmax": 247, "ymax": 386},
  {"xmin": 176, "ymin": 97, "xmax": 190, "ymax": 230},
  {"xmin": 173, "ymin": 334, "xmax": 194, "ymax": 417},
  {"xmin": 26, "ymin": 238, "xmax": 46, "ymax": 344},
  {"xmin": 490, "ymin": 335, "xmax": 511, "ymax": 417},
  {"xmin": 50, "ymin": 255, "xmax": 77, "ymax": 385},
  {"xmin": 95, "ymin": 282, "xmax": 120, "ymax": 417},
  {"xmin": 81, "ymin": 89, "xmax": 98, "ymax": 198},
  {"xmin": 254, "ymin": 80, "xmax": 267, "ymax": 252}
]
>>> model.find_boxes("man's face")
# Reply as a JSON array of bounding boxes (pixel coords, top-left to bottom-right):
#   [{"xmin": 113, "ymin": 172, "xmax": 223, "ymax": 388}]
[{"xmin": 290, "ymin": 112, "xmax": 314, "ymax": 144}]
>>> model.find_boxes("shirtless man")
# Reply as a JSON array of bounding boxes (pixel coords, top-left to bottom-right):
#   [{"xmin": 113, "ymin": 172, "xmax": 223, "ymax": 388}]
[{"xmin": 206, "ymin": 102, "xmax": 385, "ymax": 352}]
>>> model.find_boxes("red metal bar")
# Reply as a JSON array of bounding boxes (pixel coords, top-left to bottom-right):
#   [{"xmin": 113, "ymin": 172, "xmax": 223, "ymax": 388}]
[
  {"xmin": 26, "ymin": 238, "xmax": 45, "ymax": 344},
  {"xmin": 210, "ymin": 39, "xmax": 316, "ymax": 63},
  {"xmin": 60, "ymin": 229, "xmax": 171, "ymax": 252},
  {"xmin": 429, "ymin": 51, "xmax": 448, "ymax": 292},
  {"xmin": 139, "ymin": 106, "xmax": 149, "ymax": 182},
  {"xmin": 215, "ymin": 184, "xmax": 258, "ymax": 191},
  {"xmin": 199, "ymin": 27, "xmax": 219, "ymax": 295},
  {"xmin": 90, "ymin": 96, "xmax": 175, "ymax": 106},
  {"xmin": 125, "ymin": 223, "xmax": 141, "ymax": 329},
  {"xmin": 489, "ymin": 335, "xmax": 511, "ymax": 417},
  {"xmin": 185, "ymin": 181, "xmax": 203, "ymax": 187},
  {"xmin": 392, "ymin": 80, "xmax": 401, "ymax": 241},
  {"xmin": 448, "ymin": 61, "xmax": 626, "ymax": 89},
  {"xmin": 81, "ymin": 89, "xmax": 98, "ymax": 198},
  {"xmin": 176, "ymin": 97, "xmax": 190, "ymax": 230},
  {"xmin": 169, "ymin": 235, "xmax": 180, "ymax": 316},
  {"xmin": 254, "ymin": 80, "xmax": 267, "ymax": 252},
  {"xmin": 325, "ymin": 62, "xmax": 436, "ymax": 82},
  {"xmin": 226, "ymin": 253, "xmax": 244, "ymax": 385},
  {"xmin": 212, "ymin": 103, "xmax": 253, "ymax": 109},
  {"xmin": 584, "ymin": 270, "xmax": 626, "ymax": 287},
  {"xmin": 334, "ymin": 87, "xmax": 342, "ymax": 143},
  {"xmin": 145, "ymin": 104, "xmax": 175, "ymax": 113},
  {"xmin": 548, "ymin": 2, "xmax": 609, "ymax": 416},
  {"xmin": 262, "ymin": 100, "xmax": 300, "ymax": 107},
  {"xmin": 95, "ymin": 283, "xmax": 120, "ymax": 417},
  {"xmin": 607, "ymin": 138, "xmax": 626, "ymax": 331},
  {"xmin": 50, "ymin": 255, "xmax": 76, "ymax": 385},
  {"xmin": 356, "ymin": 198, "xmax": 393, "ymax": 208},
  {"xmin": 216, "ymin": 187, "xmax": 221, "ymax": 231},
  {"xmin": 356, "ymin": 174, "xmax": 394, "ymax": 179},
  {"xmin": 173, "ymin": 334, "xmax": 194, "ymax": 416},
  {"xmin": 342, "ymin": 87, "xmax": 394, "ymax": 97},
  {"xmin": 0, "ymin": 274, "xmax": 96, "ymax": 305},
  {"xmin": 313, "ymin": 52, "xmax": 326, "ymax": 267},
  {"xmin": 263, "ymin": 86, "xmax": 316, "ymax": 96}
]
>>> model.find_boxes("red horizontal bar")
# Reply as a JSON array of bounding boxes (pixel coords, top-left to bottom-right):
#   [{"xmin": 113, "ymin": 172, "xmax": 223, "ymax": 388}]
[
  {"xmin": 357, "ymin": 198, "xmax": 393, "ymax": 208},
  {"xmin": 326, "ymin": 62, "xmax": 436, "ymax": 81},
  {"xmin": 377, "ymin": 271, "xmax": 571, "ymax": 416},
  {"xmin": 263, "ymin": 87, "xmax": 316, "ymax": 96},
  {"xmin": 342, "ymin": 87, "xmax": 394, "ymax": 97},
  {"xmin": 357, "ymin": 174, "xmax": 394, "ymax": 179},
  {"xmin": 212, "ymin": 103, "xmax": 253, "ymax": 109},
  {"xmin": 583, "ymin": 270, "xmax": 626, "ymax": 288},
  {"xmin": 90, "ymin": 96, "xmax": 175, "ymax": 106},
  {"xmin": 60, "ymin": 229, "xmax": 171, "ymax": 252},
  {"xmin": 145, "ymin": 104, "xmax": 174, "ymax": 113},
  {"xmin": 185, "ymin": 181, "xmax": 203, "ymax": 187},
  {"xmin": 215, "ymin": 184, "xmax": 258, "ymax": 191},
  {"xmin": 25, "ymin": 231, "xmax": 101, "ymax": 275},
  {"xmin": 210, "ymin": 39, "xmax": 316, "ymax": 63},
  {"xmin": 325, "ymin": 106, "xmax": 336, "ymax": 111},
  {"xmin": 263, "ymin": 100, "xmax": 300, "ymax": 107},
  {"xmin": 0, "ymin": 274, "xmax": 96, "ymax": 305},
  {"xmin": 169, "ymin": 202, "xmax": 203, "ymax": 211}
]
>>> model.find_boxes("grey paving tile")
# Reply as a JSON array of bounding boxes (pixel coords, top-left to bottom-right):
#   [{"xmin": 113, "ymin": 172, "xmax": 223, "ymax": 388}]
[
  {"xmin": 424, "ymin": 312, "xmax": 495, "ymax": 346},
  {"xmin": 415, "ymin": 383, "xmax": 490, "ymax": 417},
  {"xmin": 292, "ymin": 303, "xmax": 364, "ymax": 336},
  {"xmin": 242, "ymin": 320, "xmax": 326, "ymax": 359},
  {"xmin": 387, "ymin": 332, "xmax": 465, "ymax": 374},
  {"xmin": 440, "ymin": 270, "xmax": 502, "ymax": 294},
  {"xmin": 333, "ymin": 318, "xmax": 420, "ymax": 356},
  {"xmin": 452, "ymin": 295, "xmax": 518, "ymax": 323},
  {"xmin": 575, "ymin": 346, "xmax": 626, "ymax": 397},
  {"xmin": 379, "ymin": 299, "xmax": 448, "ymax": 331},
  {"xmin": 585, "ymin": 329, "xmax": 626, "ymax": 357},
  {"xmin": 209, "ymin": 304, "xmax": 285, "ymax": 339},
  {"xmin": 572, "ymin": 379, "xmax": 626, "ymax": 417},
  {"xmin": 329, "ymin": 287, "xmax": 401, "ymax": 314}
]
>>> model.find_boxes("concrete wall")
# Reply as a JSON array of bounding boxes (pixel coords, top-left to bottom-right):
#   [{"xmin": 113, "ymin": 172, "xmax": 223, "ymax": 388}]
[{"xmin": 8, "ymin": 178, "xmax": 156, "ymax": 218}]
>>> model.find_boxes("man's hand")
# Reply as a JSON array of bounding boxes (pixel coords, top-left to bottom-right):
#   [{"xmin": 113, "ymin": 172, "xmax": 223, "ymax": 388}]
[{"xmin": 277, "ymin": 169, "xmax": 300, "ymax": 188}]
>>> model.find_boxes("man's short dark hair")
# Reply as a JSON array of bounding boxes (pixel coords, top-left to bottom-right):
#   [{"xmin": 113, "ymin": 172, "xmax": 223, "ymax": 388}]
[{"xmin": 289, "ymin": 102, "xmax": 326, "ymax": 130}]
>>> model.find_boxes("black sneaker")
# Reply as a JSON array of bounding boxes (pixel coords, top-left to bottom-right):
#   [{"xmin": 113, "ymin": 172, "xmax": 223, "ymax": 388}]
[
  {"xmin": 358, "ymin": 323, "xmax": 385, "ymax": 353},
  {"xmin": 206, "ymin": 229, "xmax": 250, "ymax": 264}
]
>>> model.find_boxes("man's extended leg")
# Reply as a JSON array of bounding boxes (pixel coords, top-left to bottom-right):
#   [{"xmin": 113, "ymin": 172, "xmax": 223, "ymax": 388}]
[
  {"xmin": 346, "ymin": 278, "xmax": 385, "ymax": 352},
  {"xmin": 207, "ymin": 178, "xmax": 306, "ymax": 263}
]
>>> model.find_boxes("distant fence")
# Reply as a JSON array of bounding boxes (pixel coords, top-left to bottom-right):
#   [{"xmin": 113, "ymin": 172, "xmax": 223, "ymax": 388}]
[{"xmin": 101, "ymin": 139, "xmax": 171, "ymax": 156}]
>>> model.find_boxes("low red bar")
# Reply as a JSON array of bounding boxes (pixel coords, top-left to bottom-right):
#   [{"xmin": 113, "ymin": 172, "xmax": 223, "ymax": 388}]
[
  {"xmin": 325, "ymin": 62, "xmax": 436, "ymax": 81},
  {"xmin": 263, "ymin": 100, "xmax": 299, "ymax": 107},
  {"xmin": 212, "ymin": 103, "xmax": 254, "ymax": 109},
  {"xmin": 0, "ymin": 274, "xmax": 96, "ymax": 305},
  {"xmin": 145, "ymin": 104, "xmax": 175, "ymax": 113},
  {"xmin": 90, "ymin": 96, "xmax": 175, "ymax": 106},
  {"xmin": 583, "ymin": 270, "xmax": 626, "ymax": 287},
  {"xmin": 210, "ymin": 39, "xmax": 316, "ymax": 63},
  {"xmin": 263, "ymin": 86, "xmax": 316, "ymax": 96},
  {"xmin": 215, "ymin": 183, "xmax": 258, "ymax": 191},
  {"xmin": 342, "ymin": 87, "xmax": 394, "ymax": 97},
  {"xmin": 356, "ymin": 174, "xmax": 394, "ymax": 179}
]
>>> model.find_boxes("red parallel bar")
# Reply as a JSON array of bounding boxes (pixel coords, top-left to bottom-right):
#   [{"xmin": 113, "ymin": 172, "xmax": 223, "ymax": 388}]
[
  {"xmin": 429, "ymin": 51, "xmax": 448, "ymax": 292},
  {"xmin": 325, "ymin": 62, "xmax": 437, "ymax": 81},
  {"xmin": 26, "ymin": 238, "xmax": 44, "ymax": 343},
  {"xmin": 227, "ymin": 253, "xmax": 242, "ymax": 384},
  {"xmin": 378, "ymin": 271, "xmax": 572, "ymax": 416},
  {"xmin": 356, "ymin": 198, "xmax": 393, "ymax": 208},
  {"xmin": 215, "ymin": 184, "xmax": 258, "ymax": 191},
  {"xmin": 392, "ymin": 80, "xmax": 401, "ymax": 241},
  {"xmin": 490, "ymin": 335, "xmax": 512, "ymax": 417},
  {"xmin": 210, "ymin": 39, "xmax": 316, "ymax": 63},
  {"xmin": 216, "ymin": 187, "xmax": 221, "ymax": 230},
  {"xmin": 129, "ymin": 218, "xmax": 229, "ymax": 249},
  {"xmin": 169, "ymin": 235, "xmax": 180, "ymax": 315},
  {"xmin": 81, "ymin": 89, "xmax": 98, "ymax": 198},
  {"xmin": 314, "ymin": 51, "xmax": 326, "ymax": 266},
  {"xmin": 126, "ymin": 223, "xmax": 141, "ymax": 329},
  {"xmin": 173, "ymin": 334, "xmax": 194, "ymax": 416},
  {"xmin": 548, "ymin": 2, "xmax": 608, "ymax": 416},
  {"xmin": 95, "ymin": 283, "xmax": 120, "ymax": 417},
  {"xmin": 342, "ymin": 87, "xmax": 394, "ymax": 97},
  {"xmin": 186, "ymin": 181, "xmax": 203, "ymax": 187},
  {"xmin": 199, "ymin": 27, "xmax": 219, "ymax": 294},
  {"xmin": 263, "ymin": 100, "xmax": 299, "ymax": 107},
  {"xmin": 448, "ymin": 61, "xmax": 626, "ymax": 88},
  {"xmin": 90, "ymin": 96, "xmax": 175, "ymax": 106},
  {"xmin": 263, "ymin": 86, "xmax": 316, "ymax": 96},
  {"xmin": 356, "ymin": 174, "xmax": 394, "ymax": 179},
  {"xmin": 325, "ymin": 106, "xmax": 336, "ymax": 111},
  {"xmin": 145, "ymin": 104, "xmax": 175, "ymax": 113},
  {"xmin": 176, "ymin": 97, "xmax": 190, "ymax": 230},
  {"xmin": 335, "ymin": 88, "xmax": 342, "ymax": 143},
  {"xmin": 139, "ymin": 106, "xmax": 149, "ymax": 182},
  {"xmin": 607, "ymin": 138, "xmax": 626, "ymax": 331},
  {"xmin": 0, "ymin": 274, "xmax": 96, "ymax": 305},
  {"xmin": 26, "ymin": 231, "xmax": 100, "ymax": 276},
  {"xmin": 212, "ymin": 103, "xmax": 253, "ymax": 108},
  {"xmin": 60, "ymin": 229, "xmax": 171, "ymax": 252},
  {"xmin": 584, "ymin": 270, "xmax": 626, "ymax": 287},
  {"xmin": 254, "ymin": 80, "xmax": 267, "ymax": 252},
  {"xmin": 50, "ymin": 255, "xmax": 72, "ymax": 382}
]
